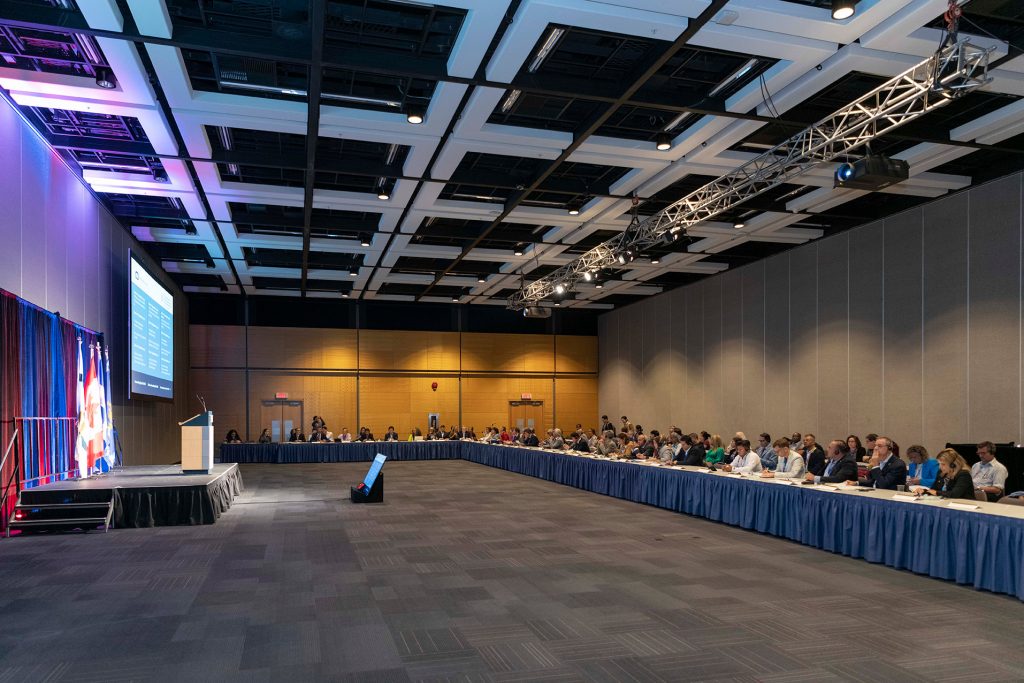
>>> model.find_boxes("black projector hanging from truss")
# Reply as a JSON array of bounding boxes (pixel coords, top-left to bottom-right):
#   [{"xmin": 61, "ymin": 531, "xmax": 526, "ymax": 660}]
[{"xmin": 834, "ymin": 154, "xmax": 910, "ymax": 190}]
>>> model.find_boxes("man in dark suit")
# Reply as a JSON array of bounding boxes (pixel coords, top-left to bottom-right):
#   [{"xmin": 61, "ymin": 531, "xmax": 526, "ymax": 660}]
[
  {"xmin": 850, "ymin": 436, "xmax": 906, "ymax": 489},
  {"xmin": 522, "ymin": 429, "xmax": 540, "ymax": 447},
  {"xmin": 802, "ymin": 433, "xmax": 826, "ymax": 477},
  {"xmin": 674, "ymin": 434, "xmax": 706, "ymax": 466},
  {"xmin": 805, "ymin": 440, "xmax": 858, "ymax": 484}
]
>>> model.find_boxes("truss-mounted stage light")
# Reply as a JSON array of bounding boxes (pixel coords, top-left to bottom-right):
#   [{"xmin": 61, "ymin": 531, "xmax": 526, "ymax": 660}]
[
  {"xmin": 617, "ymin": 253, "xmax": 626, "ymax": 265},
  {"xmin": 831, "ymin": 0, "xmax": 855, "ymax": 20},
  {"xmin": 583, "ymin": 271, "xmax": 592, "ymax": 282},
  {"xmin": 554, "ymin": 283, "xmax": 565, "ymax": 295},
  {"xmin": 406, "ymin": 106, "xmax": 425, "ymax": 124},
  {"xmin": 359, "ymin": 233, "xmax": 371, "ymax": 247},
  {"xmin": 94, "ymin": 66, "xmax": 116, "ymax": 89},
  {"xmin": 523, "ymin": 305, "xmax": 552, "ymax": 318},
  {"xmin": 656, "ymin": 133, "xmax": 672, "ymax": 151}
]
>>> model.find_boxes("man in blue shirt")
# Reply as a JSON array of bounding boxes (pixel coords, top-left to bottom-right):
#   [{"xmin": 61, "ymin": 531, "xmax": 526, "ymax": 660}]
[{"xmin": 755, "ymin": 432, "xmax": 777, "ymax": 470}]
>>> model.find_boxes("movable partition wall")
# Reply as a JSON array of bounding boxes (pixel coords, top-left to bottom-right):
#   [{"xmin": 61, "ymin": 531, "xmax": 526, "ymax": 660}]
[{"xmin": 190, "ymin": 326, "xmax": 597, "ymax": 441}]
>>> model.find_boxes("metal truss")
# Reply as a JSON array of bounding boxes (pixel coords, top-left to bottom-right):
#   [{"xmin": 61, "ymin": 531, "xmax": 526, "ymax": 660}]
[{"xmin": 508, "ymin": 40, "xmax": 993, "ymax": 310}]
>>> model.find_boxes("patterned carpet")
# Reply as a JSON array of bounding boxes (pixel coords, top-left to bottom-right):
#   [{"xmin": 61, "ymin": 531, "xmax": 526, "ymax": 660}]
[{"xmin": 1, "ymin": 461, "xmax": 1023, "ymax": 682}]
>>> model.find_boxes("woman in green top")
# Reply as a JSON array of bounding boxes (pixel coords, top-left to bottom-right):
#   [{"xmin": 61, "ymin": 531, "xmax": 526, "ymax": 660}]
[{"xmin": 705, "ymin": 434, "xmax": 726, "ymax": 465}]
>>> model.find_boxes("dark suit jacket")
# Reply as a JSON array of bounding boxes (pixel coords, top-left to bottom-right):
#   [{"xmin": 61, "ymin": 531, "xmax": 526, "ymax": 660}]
[
  {"xmin": 805, "ymin": 446, "xmax": 826, "ymax": 476},
  {"xmin": 931, "ymin": 470, "xmax": 975, "ymax": 500},
  {"xmin": 858, "ymin": 455, "xmax": 907, "ymax": 490},
  {"xmin": 523, "ymin": 435, "xmax": 540, "ymax": 447},
  {"xmin": 675, "ymin": 445, "xmax": 706, "ymax": 466},
  {"xmin": 819, "ymin": 453, "xmax": 858, "ymax": 483},
  {"xmin": 572, "ymin": 438, "xmax": 590, "ymax": 453}
]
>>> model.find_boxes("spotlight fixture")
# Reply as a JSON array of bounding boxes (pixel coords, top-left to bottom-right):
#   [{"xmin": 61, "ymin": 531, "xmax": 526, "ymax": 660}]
[
  {"xmin": 406, "ymin": 106, "xmax": 425, "ymax": 124},
  {"xmin": 513, "ymin": 244, "xmax": 525, "ymax": 256},
  {"xmin": 377, "ymin": 191, "xmax": 390, "ymax": 200},
  {"xmin": 152, "ymin": 168, "xmax": 169, "ymax": 183},
  {"xmin": 452, "ymin": 296, "xmax": 460, "ymax": 302},
  {"xmin": 831, "ymin": 0, "xmax": 855, "ymax": 20},
  {"xmin": 583, "ymin": 271, "xmax": 592, "ymax": 282},
  {"xmin": 595, "ymin": 281, "xmax": 604, "ymax": 289},
  {"xmin": 554, "ymin": 283, "xmax": 565, "ymax": 295},
  {"xmin": 341, "ymin": 291, "xmax": 350, "ymax": 298},
  {"xmin": 477, "ymin": 275, "xmax": 486, "ymax": 283},
  {"xmin": 359, "ymin": 233, "xmax": 371, "ymax": 247},
  {"xmin": 656, "ymin": 133, "xmax": 672, "ymax": 151},
  {"xmin": 349, "ymin": 268, "xmax": 359, "ymax": 277},
  {"xmin": 553, "ymin": 301, "xmax": 561, "ymax": 307},
  {"xmin": 617, "ymin": 253, "xmax": 626, "ymax": 265},
  {"xmin": 567, "ymin": 202, "xmax": 581, "ymax": 216},
  {"xmin": 733, "ymin": 221, "xmax": 745, "ymax": 229},
  {"xmin": 650, "ymin": 256, "xmax": 660, "ymax": 264},
  {"xmin": 94, "ymin": 66, "xmax": 116, "ymax": 89}
]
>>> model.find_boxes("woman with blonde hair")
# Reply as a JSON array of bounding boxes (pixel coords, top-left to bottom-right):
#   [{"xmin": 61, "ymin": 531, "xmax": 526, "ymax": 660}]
[
  {"xmin": 916, "ymin": 448, "xmax": 975, "ymax": 500},
  {"xmin": 705, "ymin": 434, "xmax": 726, "ymax": 465}
]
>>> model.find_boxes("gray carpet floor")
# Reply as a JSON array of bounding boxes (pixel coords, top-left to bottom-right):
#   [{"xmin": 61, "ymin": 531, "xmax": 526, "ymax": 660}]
[{"xmin": 1, "ymin": 461, "xmax": 1023, "ymax": 682}]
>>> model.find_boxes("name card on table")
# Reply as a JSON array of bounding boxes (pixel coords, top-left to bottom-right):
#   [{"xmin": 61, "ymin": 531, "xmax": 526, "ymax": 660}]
[{"xmin": 948, "ymin": 502, "xmax": 980, "ymax": 511}]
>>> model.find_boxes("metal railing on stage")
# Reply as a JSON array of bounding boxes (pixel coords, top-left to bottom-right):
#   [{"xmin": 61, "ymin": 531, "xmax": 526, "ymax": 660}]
[
  {"xmin": 16, "ymin": 417, "xmax": 82, "ymax": 488},
  {"xmin": 0, "ymin": 428, "xmax": 20, "ymax": 532}
]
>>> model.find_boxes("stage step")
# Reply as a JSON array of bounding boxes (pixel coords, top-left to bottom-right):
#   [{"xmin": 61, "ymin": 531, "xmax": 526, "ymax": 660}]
[{"xmin": 7, "ymin": 497, "xmax": 113, "ymax": 536}]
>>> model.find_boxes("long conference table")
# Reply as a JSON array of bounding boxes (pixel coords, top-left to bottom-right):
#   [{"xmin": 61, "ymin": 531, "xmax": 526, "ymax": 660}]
[{"xmin": 220, "ymin": 441, "xmax": 1024, "ymax": 602}]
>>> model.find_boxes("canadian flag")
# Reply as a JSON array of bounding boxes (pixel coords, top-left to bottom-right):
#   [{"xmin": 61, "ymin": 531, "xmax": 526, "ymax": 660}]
[{"xmin": 76, "ymin": 344, "xmax": 105, "ymax": 475}]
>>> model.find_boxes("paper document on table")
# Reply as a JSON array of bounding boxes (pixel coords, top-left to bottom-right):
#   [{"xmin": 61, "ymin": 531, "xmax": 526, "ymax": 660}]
[
  {"xmin": 836, "ymin": 484, "xmax": 866, "ymax": 491},
  {"xmin": 948, "ymin": 501, "xmax": 980, "ymax": 511},
  {"xmin": 892, "ymin": 494, "xmax": 920, "ymax": 502}
]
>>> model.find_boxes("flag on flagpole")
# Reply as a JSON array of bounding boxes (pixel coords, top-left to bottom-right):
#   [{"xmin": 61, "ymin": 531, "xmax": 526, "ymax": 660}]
[
  {"xmin": 102, "ymin": 344, "xmax": 115, "ymax": 469},
  {"xmin": 74, "ymin": 336, "xmax": 88, "ymax": 477},
  {"xmin": 83, "ymin": 344, "xmax": 104, "ymax": 470}
]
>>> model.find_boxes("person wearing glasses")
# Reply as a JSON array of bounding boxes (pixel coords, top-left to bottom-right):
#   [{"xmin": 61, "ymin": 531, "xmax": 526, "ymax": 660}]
[{"xmin": 847, "ymin": 436, "xmax": 906, "ymax": 489}]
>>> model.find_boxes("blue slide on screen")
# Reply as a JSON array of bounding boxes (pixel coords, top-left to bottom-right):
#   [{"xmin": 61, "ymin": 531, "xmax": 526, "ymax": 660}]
[{"xmin": 129, "ymin": 254, "xmax": 174, "ymax": 399}]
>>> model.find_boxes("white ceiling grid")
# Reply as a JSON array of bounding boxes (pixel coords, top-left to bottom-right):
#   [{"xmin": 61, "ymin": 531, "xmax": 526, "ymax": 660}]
[{"xmin": 1, "ymin": 0, "xmax": 1021, "ymax": 307}]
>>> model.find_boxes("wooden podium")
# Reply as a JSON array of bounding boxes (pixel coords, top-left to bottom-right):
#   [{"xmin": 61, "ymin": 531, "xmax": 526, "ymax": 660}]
[{"xmin": 179, "ymin": 411, "xmax": 214, "ymax": 474}]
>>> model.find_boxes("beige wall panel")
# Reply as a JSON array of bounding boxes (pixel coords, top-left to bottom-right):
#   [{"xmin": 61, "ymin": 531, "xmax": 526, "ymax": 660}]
[
  {"xmin": 359, "ymin": 330, "xmax": 460, "ymax": 371},
  {"xmin": 816, "ymin": 233, "xmax": 850, "ymax": 442},
  {"xmin": 461, "ymin": 332, "xmax": 553, "ymax": 372},
  {"xmin": 358, "ymin": 375, "xmax": 412, "ymax": 437},
  {"xmin": 555, "ymin": 377, "xmax": 599, "ymax": 434},
  {"xmin": 848, "ymin": 220, "xmax": 885, "ymax": 439},
  {"xmin": 923, "ymin": 193, "xmax": 969, "ymax": 452},
  {"xmin": 597, "ymin": 314, "xmax": 619, "ymax": 422},
  {"xmin": 641, "ymin": 296, "xmax": 671, "ymax": 430},
  {"xmin": 190, "ymin": 369, "xmax": 246, "ymax": 440},
  {"xmin": 409, "ymin": 374, "xmax": 460, "ymax": 432},
  {"xmin": 618, "ymin": 308, "xmax": 644, "ymax": 426},
  {"xmin": 665, "ymin": 288, "xmax": 686, "ymax": 424},
  {"xmin": 247, "ymin": 372, "xmax": 357, "ymax": 436},
  {"xmin": 883, "ymin": 210, "xmax": 924, "ymax": 449},
  {"xmin": 720, "ymin": 270, "xmax": 744, "ymax": 435},
  {"xmin": 461, "ymin": 376, "xmax": 552, "ymax": 434},
  {"xmin": 789, "ymin": 245, "xmax": 818, "ymax": 436},
  {"xmin": 702, "ymin": 279, "xmax": 724, "ymax": 434},
  {"xmin": 739, "ymin": 262, "xmax": 766, "ymax": 438},
  {"xmin": 682, "ymin": 284, "xmax": 704, "ymax": 429},
  {"xmin": 556, "ymin": 335, "xmax": 598, "ymax": 373},
  {"xmin": 763, "ymin": 252, "xmax": 791, "ymax": 439},
  {"xmin": 191, "ymin": 325, "xmax": 246, "ymax": 367},
  {"xmin": 967, "ymin": 174, "xmax": 1021, "ymax": 442}
]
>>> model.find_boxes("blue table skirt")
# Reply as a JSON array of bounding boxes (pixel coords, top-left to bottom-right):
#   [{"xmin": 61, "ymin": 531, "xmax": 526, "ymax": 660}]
[
  {"xmin": 460, "ymin": 443, "xmax": 1024, "ymax": 601},
  {"xmin": 219, "ymin": 440, "xmax": 461, "ymax": 463},
  {"xmin": 220, "ymin": 441, "xmax": 1024, "ymax": 601}
]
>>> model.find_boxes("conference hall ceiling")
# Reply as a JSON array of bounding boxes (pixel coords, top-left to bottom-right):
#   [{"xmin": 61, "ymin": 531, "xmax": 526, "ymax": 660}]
[{"xmin": 1, "ymin": 0, "xmax": 1022, "ymax": 309}]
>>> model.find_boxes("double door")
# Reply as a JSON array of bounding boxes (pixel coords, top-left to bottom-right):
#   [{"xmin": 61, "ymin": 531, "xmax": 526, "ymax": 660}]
[{"xmin": 260, "ymin": 399, "xmax": 304, "ymax": 442}]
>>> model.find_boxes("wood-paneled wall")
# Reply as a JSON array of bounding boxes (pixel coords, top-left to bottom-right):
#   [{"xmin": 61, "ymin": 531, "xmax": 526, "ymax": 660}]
[
  {"xmin": 599, "ymin": 172, "xmax": 1024, "ymax": 457},
  {"xmin": 190, "ymin": 326, "xmax": 597, "ymax": 439}
]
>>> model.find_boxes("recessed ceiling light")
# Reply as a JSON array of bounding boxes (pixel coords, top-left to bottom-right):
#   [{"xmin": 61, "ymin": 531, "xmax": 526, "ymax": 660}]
[
  {"xmin": 831, "ymin": 0, "xmax": 855, "ymax": 20},
  {"xmin": 406, "ymin": 106, "xmax": 425, "ymax": 124}
]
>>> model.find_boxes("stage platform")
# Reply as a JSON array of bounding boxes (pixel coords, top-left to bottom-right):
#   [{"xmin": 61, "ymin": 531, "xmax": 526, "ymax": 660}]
[{"xmin": 20, "ymin": 464, "xmax": 243, "ymax": 528}]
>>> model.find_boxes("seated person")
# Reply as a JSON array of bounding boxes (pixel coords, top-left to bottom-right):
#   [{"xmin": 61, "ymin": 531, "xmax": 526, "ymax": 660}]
[
  {"xmin": 595, "ymin": 430, "xmax": 619, "ymax": 457},
  {"xmin": 257, "ymin": 428, "xmax": 272, "ymax": 444},
  {"xmin": 586, "ymin": 428, "xmax": 599, "ymax": 450},
  {"xmin": 623, "ymin": 434, "xmax": 652, "ymax": 460},
  {"xmin": 309, "ymin": 426, "xmax": 333, "ymax": 442},
  {"xmin": 804, "ymin": 439, "xmax": 857, "ymax": 484},
  {"xmin": 571, "ymin": 431, "xmax": 591, "ymax": 453},
  {"xmin": 704, "ymin": 434, "xmax": 726, "ymax": 465},
  {"xmin": 802, "ymin": 434, "xmax": 826, "ymax": 477},
  {"xmin": 288, "ymin": 427, "xmax": 306, "ymax": 443},
  {"xmin": 760, "ymin": 438, "xmax": 805, "ymax": 479},
  {"xmin": 522, "ymin": 428, "xmax": 540, "ymax": 447},
  {"xmin": 500, "ymin": 427, "xmax": 511, "ymax": 443},
  {"xmin": 721, "ymin": 439, "xmax": 761, "ymax": 474},
  {"xmin": 383, "ymin": 426, "xmax": 400, "ymax": 442},
  {"xmin": 356, "ymin": 426, "xmax": 375, "ymax": 441},
  {"xmin": 337, "ymin": 427, "xmax": 352, "ymax": 442},
  {"xmin": 971, "ymin": 440, "xmax": 1008, "ymax": 502},
  {"xmin": 547, "ymin": 429, "xmax": 566, "ymax": 450},
  {"xmin": 847, "ymin": 436, "xmax": 906, "ymax": 489},
  {"xmin": 755, "ymin": 433, "xmax": 777, "ymax": 471},
  {"xmin": 913, "ymin": 449, "xmax": 975, "ymax": 500},
  {"xmin": 672, "ymin": 434, "xmax": 705, "ymax": 466},
  {"xmin": 224, "ymin": 429, "xmax": 242, "ymax": 444},
  {"xmin": 662, "ymin": 432, "xmax": 682, "ymax": 462},
  {"xmin": 905, "ymin": 444, "xmax": 938, "ymax": 489},
  {"xmin": 724, "ymin": 436, "xmax": 741, "ymax": 462}
]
